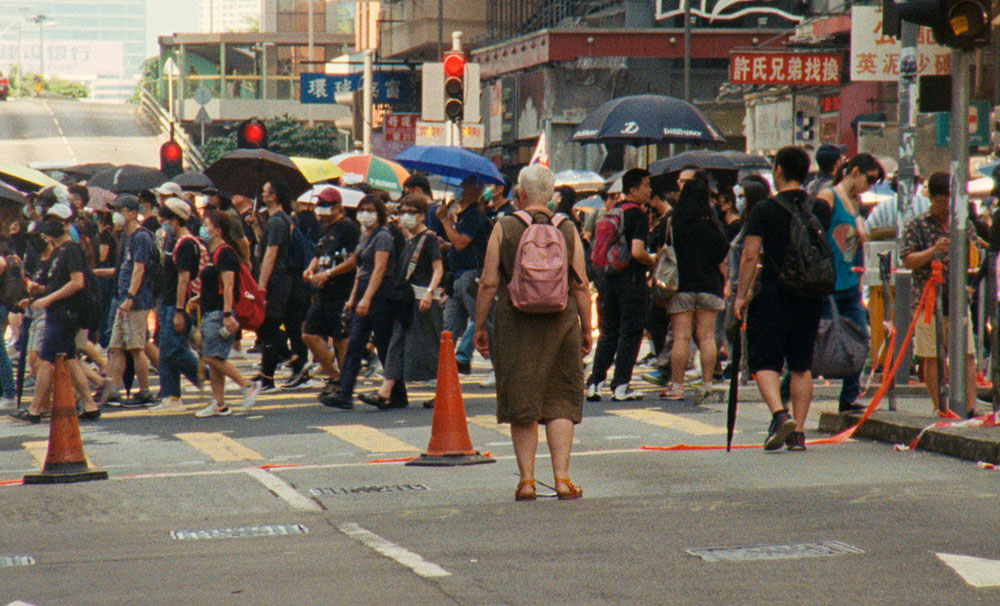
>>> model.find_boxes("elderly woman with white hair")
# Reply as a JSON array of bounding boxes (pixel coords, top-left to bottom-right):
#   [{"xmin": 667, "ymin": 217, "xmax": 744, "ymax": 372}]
[{"xmin": 474, "ymin": 164, "xmax": 592, "ymax": 502}]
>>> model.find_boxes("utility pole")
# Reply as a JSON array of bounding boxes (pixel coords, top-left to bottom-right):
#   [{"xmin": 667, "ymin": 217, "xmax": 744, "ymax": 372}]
[
  {"xmin": 33, "ymin": 14, "xmax": 49, "ymax": 78},
  {"xmin": 438, "ymin": 0, "xmax": 444, "ymax": 60},
  {"xmin": 363, "ymin": 49, "xmax": 373, "ymax": 154},
  {"xmin": 682, "ymin": 0, "xmax": 691, "ymax": 101},
  {"xmin": 947, "ymin": 49, "xmax": 972, "ymax": 418},
  {"xmin": 307, "ymin": 0, "xmax": 314, "ymax": 127}
]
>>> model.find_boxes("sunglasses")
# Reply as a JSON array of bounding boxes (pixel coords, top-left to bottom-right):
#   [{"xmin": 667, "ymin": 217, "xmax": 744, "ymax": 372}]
[{"xmin": 864, "ymin": 173, "xmax": 879, "ymax": 186}]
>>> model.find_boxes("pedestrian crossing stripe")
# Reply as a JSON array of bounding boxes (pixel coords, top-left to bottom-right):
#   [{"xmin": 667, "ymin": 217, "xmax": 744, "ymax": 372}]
[
  {"xmin": 467, "ymin": 415, "xmax": 546, "ymax": 442},
  {"xmin": 21, "ymin": 440, "xmax": 93, "ymax": 468},
  {"xmin": 175, "ymin": 432, "xmax": 264, "ymax": 462},
  {"xmin": 316, "ymin": 424, "xmax": 419, "ymax": 453},
  {"xmin": 608, "ymin": 409, "xmax": 728, "ymax": 436}
]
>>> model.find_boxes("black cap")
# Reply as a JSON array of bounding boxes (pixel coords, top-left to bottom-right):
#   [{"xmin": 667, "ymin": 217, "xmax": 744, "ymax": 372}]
[{"xmin": 111, "ymin": 194, "xmax": 140, "ymax": 211}]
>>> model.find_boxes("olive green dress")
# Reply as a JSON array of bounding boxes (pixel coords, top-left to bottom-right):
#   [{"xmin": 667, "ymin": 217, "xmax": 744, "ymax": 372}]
[{"xmin": 494, "ymin": 210, "xmax": 584, "ymax": 425}]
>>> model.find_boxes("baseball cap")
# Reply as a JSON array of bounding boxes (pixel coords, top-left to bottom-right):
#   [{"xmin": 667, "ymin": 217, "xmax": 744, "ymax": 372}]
[
  {"xmin": 45, "ymin": 203, "xmax": 73, "ymax": 221},
  {"xmin": 315, "ymin": 187, "xmax": 342, "ymax": 216},
  {"xmin": 202, "ymin": 185, "xmax": 219, "ymax": 195},
  {"xmin": 112, "ymin": 194, "xmax": 140, "ymax": 211},
  {"xmin": 158, "ymin": 197, "xmax": 192, "ymax": 220},
  {"xmin": 154, "ymin": 182, "xmax": 183, "ymax": 197}
]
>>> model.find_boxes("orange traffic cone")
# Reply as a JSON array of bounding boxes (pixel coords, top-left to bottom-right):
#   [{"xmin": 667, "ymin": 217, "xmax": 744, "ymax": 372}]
[
  {"xmin": 407, "ymin": 331, "xmax": 494, "ymax": 467},
  {"xmin": 23, "ymin": 355, "xmax": 108, "ymax": 484}
]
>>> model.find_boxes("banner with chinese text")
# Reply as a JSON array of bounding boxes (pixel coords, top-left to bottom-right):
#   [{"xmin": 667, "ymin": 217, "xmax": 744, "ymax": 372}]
[
  {"xmin": 849, "ymin": 6, "xmax": 951, "ymax": 82},
  {"xmin": 730, "ymin": 52, "xmax": 841, "ymax": 86}
]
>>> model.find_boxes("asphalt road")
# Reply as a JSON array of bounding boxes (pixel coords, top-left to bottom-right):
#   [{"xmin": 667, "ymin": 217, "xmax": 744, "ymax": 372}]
[
  {"xmin": 2, "ymin": 355, "xmax": 1000, "ymax": 605},
  {"xmin": 0, "ymin": 97, "xmax": 162, "ymax": 166}
]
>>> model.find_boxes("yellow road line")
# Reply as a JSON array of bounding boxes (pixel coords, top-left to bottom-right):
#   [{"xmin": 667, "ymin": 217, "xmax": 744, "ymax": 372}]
[
  {"xmin": 316, "ymin": 424, "xmax": 419, "ymax": 453},
  {"xmin": 22, "ymin": 440, "xmax": 93, "ymax": 468},
  {"xmin": 175, "ymin": 432, "xmax": 264, "ymax": 462},
  {"xmin": 608, "ymin": 409, "xmax": 727, "ymax": 436},
  {"xmin": 467, "ymin": 415, "xmax": 546, "ymax": 442}
]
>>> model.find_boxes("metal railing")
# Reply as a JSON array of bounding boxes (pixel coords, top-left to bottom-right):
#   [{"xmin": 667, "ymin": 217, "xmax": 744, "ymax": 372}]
[{"xmin": 138, "ymin": 86, "xmax": 206, "ymax": 171}]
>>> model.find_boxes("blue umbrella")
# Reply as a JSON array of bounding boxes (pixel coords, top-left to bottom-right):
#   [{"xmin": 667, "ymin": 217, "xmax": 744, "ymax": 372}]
[
  {"xmin": 395, "ymin": 145, "xmax": 505, "ymax": 186},
  {"xmin": 572, "ymin": 94, "xmax": 725, "ymax": 146}
]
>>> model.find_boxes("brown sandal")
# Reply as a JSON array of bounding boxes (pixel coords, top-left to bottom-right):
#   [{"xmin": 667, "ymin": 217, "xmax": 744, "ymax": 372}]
[
  {"xmin": 515, "ymin": 479, "xmax": 536, "ymax": 501},
  {"xmin": 554, "ymin": 477, "xmax": 582, "ymax": 500}
]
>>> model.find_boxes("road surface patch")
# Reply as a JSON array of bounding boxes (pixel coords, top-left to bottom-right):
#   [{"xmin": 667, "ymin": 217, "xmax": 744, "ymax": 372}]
[
  {"xmin": 310, "ymin": 484, "xmax": 429, "ymax": 497},
  {"xmin": 687, "ymin": 540, "xmax": 864, "ymax": 562},
  {"xmin": 0, "ymin": 555, "xmax": 35, "ymax": 567},
  {"xmin": 175, "ymin": 432, "xmax": 264, "ymax": 462},
  {"xmin": 315, "ymin": 424, "xmax": 419, "ymax": 453}
]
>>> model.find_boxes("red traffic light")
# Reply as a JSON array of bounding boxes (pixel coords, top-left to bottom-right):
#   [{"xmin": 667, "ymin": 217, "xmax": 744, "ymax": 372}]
[
  {"xmin": 443, "ymin": 52, "xmax": 466, "ymax": 78},
  {"xmin": 244, "ymin": 122, "xmax": 265, "ymax": 145},
  {"xmin": 238, "ymin": 118, "xmax": 268, "ymax": 149},
  {"xmin": 161, "ymin": 141, "xmax": 182, "ymax": 163}
]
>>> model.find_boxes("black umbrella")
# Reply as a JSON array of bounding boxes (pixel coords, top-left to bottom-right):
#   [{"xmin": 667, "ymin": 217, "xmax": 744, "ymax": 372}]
[
  {"xmin": 173, "ymin": 171, "xmax": 215, "ymax": 192},
  {"xmin": 0, "ymin": 180, "xmax": 27, "ymax": 206},
  {"xmin": 88, "ymin": 165, "xmax": 168, "ymax": 194},
  {"xmin": 649, "ymin": 150, "xmax": 738, "ymax": 175},
  {"xmin": 63, "ymin": 162, "xmax": 116, "ymax": 181},
  {"xmin": 572, "ymin": 94, "xmax": 726, "ymax": 146},
  {"xmin": 719, "ymin": 150, "xmax": 771, "ymax": 171},
  {"xmin": 726, "ymin": 326, "xmax": 742, "ymax": 452},
  {"xmin": 204, "ymin": 149, "xmax": 311, "ymax": 200}
]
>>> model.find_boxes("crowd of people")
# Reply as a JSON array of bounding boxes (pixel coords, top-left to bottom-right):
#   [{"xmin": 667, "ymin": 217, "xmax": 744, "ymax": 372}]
[{"xmin": 0, "ymin": 143, "xmax": 984, "ymax": 499}]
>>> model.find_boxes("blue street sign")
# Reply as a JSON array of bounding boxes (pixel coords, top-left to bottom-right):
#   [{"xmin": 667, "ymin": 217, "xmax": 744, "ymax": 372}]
[{"xmin": 300, "ymin": 72, "xmax": 413, "ymax": 105}]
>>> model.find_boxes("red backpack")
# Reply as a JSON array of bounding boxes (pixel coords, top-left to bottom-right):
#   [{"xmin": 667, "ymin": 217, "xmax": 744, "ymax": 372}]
[
  {"xmin": 507, "ymin": 211, "xmax": 569, "ymax": 314},
  {"xmin": 211, "ymin": 245, "xmax": 265, "ymax": 331},
  {"xmin": 590, "ymin": 201, "xmax": 639, "ymax": 274}
]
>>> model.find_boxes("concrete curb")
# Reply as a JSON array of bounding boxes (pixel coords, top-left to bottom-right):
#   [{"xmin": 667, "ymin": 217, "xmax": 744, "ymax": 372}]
[{"xmin": 818, "ymin": 411, "xmax": 1000, "ymax": 464}]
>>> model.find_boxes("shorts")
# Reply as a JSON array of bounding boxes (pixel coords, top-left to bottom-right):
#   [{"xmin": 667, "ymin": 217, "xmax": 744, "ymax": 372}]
[
  {"xmin": 666, "ymin": 292, "xmax": 725, "ymax": 314},
  {"xmin": 109, "ymin": 308, "xmax": 149, "ymax": 351},
  {"xmin": 746, "ymin": 285, "xmax": 823, "ymax": 374},
  {"xmin": 26, "ymin": 310, "xmax": 47, "ymax": 353},
  {"xmin": 201, "ymin": 310, "xmax": 236, "ymax": 359},
  {"xmin": 913, "ymin": 313, "xmax": 975, "ymax": 358},
  {"xmin": 40, "ymin": 308, "xmax": 78, "ymax": 364},
  {"xmin": 303, "ymin": 297, "xmax": 348, "ymax": 340}
]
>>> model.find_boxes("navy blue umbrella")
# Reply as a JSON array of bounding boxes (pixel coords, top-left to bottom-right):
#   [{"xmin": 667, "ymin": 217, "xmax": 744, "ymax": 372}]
[
  {"xmin": 572, "ymin": 94, "xmax": 726, "ymax": 146},
  {"xmin": 395, "ymin": 145, "xmax": 505, "ymax": 186}
]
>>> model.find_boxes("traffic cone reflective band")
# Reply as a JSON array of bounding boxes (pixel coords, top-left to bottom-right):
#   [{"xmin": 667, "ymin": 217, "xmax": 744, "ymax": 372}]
[
  {"xmin": 23, "ymin": 356, "xmax": 108, "ymax": 484},
  {"xmin": 407, "ymin": 331, "xmax": 494, "ymax": 467}
]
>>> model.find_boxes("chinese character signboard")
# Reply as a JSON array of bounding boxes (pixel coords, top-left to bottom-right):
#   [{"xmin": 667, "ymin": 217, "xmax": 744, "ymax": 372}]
[
  {"xmin": 655, "ymin": 0, "xmax": 803, "ymax": 23},
  {"xmin": 300, "ymin": 72, "xmax": 414, "ymax": 105},
  {"xmin": 729, "ymin": 52, "xmax": 841, "ymax": 86},
  {"xmin": 850, "ymin": 6, "xmax": 951, "ymax": 82},
  {"xmin": 384, "ymin": 113, "xmax": 419, "ymax": 142}
]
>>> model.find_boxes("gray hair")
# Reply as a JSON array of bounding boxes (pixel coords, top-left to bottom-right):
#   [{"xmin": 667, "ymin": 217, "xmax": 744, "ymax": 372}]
[{"xmin": 517, "ymin": 164, "xmax": 555, "ymax": 206}]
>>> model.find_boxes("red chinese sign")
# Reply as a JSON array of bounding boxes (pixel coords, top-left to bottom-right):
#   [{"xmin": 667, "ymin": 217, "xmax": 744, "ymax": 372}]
[
  {"xmin": 730, "ymin": 52, "xmax": 842, "ymax": 86},
  {"xmin": 384, "ymin": 113, "xmax": 419, "ymax": 142},
  {"xmin": 819, "ymin": 94, "xmax": 839, "ymax": 114}
]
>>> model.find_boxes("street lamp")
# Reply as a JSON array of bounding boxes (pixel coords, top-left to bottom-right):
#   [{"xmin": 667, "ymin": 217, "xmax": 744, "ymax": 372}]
[{"xmin": 29, "ymin": 15, "xmax": 55, "ymax": 79}]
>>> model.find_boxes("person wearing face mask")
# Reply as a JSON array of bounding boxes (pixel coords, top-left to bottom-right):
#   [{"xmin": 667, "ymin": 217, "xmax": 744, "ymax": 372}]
[
  {"xmin": 93, "ymin": 212, "xmax": 119, "ymax": 349},
  {"xmin": 10, "ymin": 206, "xmax": 101, "ymax": 423},
  {"xmin": 147, "ymin": 198, "xmax": 208, "ymax": 412},
  {"xmin": 361, "ymin": 193, "xmax": 444, "ymax": 409},
  {"xmin": 320, "ymin": 195, "xmax": 397, "ymax": 409},
  {"xmin": 301, "ymin": 187, "xmax": 360, "ymax": 394}
]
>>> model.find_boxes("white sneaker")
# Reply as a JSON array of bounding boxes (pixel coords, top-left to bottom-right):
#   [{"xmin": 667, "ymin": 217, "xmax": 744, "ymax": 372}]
[
  {"xmin": 238, "ymin": 383, "xmax": 260, "ymax": 412},
  {"xmin": 479, "ymin": 372, "xmax": 495, "ymax": 388},
  {"xmin": 195, "ymin": 402, "xmax": 231, "ymax": 417},
  {"xmin": 611, "ymin": 384, "xmax": 643, "ymax": 401},
  {"xmin": 148, "ymin": 396, "xmax": 185, "ymax": 412},
  {"xmin": 585, "ymin": 381, "xmax": 602, "ymax": 402}
]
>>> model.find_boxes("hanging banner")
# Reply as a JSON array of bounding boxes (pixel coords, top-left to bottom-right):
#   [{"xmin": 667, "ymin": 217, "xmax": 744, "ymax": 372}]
[
  {"xmin": 849, "ymin": 6, "xmax": 952, "ymax": 82},
  {"xmin": 730, "ymin": 52, "xmax": 841, "ymax": 86}
]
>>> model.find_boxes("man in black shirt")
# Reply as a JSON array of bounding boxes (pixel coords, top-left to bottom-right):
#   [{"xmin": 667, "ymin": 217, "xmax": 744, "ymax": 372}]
[
  {"xmin": 11, "ymin": 205, "xmax": 101, "ymax": 423},
  {"xmin": 586, "ymin": 168, "xmax": 656, "ymax": 401},
  {"xmin": 735, "ymin": 146, "xmax": 833, "ymax": 451},
  {"xmin": 302, "ymin": 188, "xmax": 360, "ymax": 393}
]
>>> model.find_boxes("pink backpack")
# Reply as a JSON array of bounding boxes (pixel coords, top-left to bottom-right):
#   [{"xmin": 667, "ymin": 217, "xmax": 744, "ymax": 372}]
[{"xmin": 508, "ymin": 210, "xmax": 569, "ymax": 314}]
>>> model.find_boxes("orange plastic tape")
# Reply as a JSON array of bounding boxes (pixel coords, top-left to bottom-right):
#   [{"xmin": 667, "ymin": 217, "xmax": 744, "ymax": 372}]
[
  {"xmin": 366, "ymin": 456, "xmax": 418, "ymax": 464},
  {"xmin": 0, "ymin": 479, "xmax": 24, "ymax": 486}
]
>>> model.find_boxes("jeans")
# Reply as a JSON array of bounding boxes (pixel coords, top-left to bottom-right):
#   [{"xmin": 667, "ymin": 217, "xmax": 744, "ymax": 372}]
[
  {"xmin": 588, "ymin": 276, "xmax": 649, "ymax": 389},
  {"xmin": 779, "ymin": 288, "xmax": 869, "ymax": 408},
  {"xmin": 338, "ymin": 282, "xmax": 392, "ymax": 399},
  {"xmin": 0, "ymin": 306, "xmax": 14, "ymax": 399},
  {"xmin": 157, "ymin": 305, "xmax": 200, "ymax": 399},
  {"xmin": 455, "ymin": 321, "xmax": 475, "ymax": 364},
  {"xmin": 445, "ymin": 270, "xmax": 492, "ymax": 364}
]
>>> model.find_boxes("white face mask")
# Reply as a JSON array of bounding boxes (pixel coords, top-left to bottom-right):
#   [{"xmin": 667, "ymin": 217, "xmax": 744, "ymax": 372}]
[
  {"xmin": 112, "ymin": 212, "xmax": 125, "ymax": 228},
  {"xmin": 356, "ymin": 210, "xmax": 377, "ymax": 228},
  {"xmin": 399, "ymin": 213, "xmax": 419, "ymax": 231}
]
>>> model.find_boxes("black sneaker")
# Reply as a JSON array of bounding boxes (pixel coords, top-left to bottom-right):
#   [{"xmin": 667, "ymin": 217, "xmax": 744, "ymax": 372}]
[
  {"xmin": 838, "ymin": 403, "xmax": 866, "ymax": 414},
  {"xmin": 319, "ymin": 393, "xmax": 353, "ymax": 410},
  {"xmin": 283, "ymin": 365, "xmax": 311, "ymax": 389},
  {"xmin": 258, "ymin": 379, "xmax": 278, "ymax": 394},
  {"xmin": 122, "ymin": 390, "xmax": 156, "ymax": 407},
  {"xmin": 456, "ymin": 359, "xmax": 472, "ymax": 375},
  {"xmin": 786, "ymin": 431, "xmax": 806, "ymax": 451},
  {"xmin": 764, "ymin": 411, "xmax": 796, "ymax": 451}
]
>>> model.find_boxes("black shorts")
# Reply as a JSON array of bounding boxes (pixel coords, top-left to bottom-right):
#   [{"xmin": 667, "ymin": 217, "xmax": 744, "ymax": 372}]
[
  {"xmin": 746, "ymin": 283, "xmax": 822, "ymax": 374},
  {"xmin": 303, "ymin": 296, "xmax": 347, "ymax": 340},
  {"xmin": 40, "ymin": 307, "xmax": 79, "ymax": 364}
]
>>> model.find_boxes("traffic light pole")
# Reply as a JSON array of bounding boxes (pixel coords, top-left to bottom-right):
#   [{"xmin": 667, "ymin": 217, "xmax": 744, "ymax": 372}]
[
  {"xmin": 947, "ymin": 49, "xmax": 972, "ymax": 417},
  {"xmin": 363, "ymin": 49, "xmax": 373, "ymax": 155}
]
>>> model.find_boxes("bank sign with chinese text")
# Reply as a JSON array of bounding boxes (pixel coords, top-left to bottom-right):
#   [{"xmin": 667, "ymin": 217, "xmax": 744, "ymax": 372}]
[
  {"xmin": 850, "ymin": 6, "xmax": 951, "ymax": 82},
  {"xmin": 730, "ymin": 52, "xmax": 841, "ymax": 86},
  {"xmin": 299, "ymin": 72, "xmax": 414, "ymax": 105}
]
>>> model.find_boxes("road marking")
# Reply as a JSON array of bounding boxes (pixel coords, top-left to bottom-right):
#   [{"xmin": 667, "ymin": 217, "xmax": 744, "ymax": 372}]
[
  {"xmin": 316, "ymin": 424, "xmax": 418, "ymax": 453},
  {"xmin": 338, "ymin": 522, "xmax": 451, "ymax": 578},
  {"xmin": 171, "ymin": 523, "xmax": 308, "ymax": 541},
  {"xmin": 243, "ymin": 468, "xmax": 321, "ymax": 512},
  {"xmin": 935, "ymin": 552, "xmax": 1000, "ymax": 587},
  {"xmin": 175, "ymin": 432, "xmax": 264, "ymax": 462},
  {"xmin": 609, "ymin": 409, "xmax": 727, "ymax": 436},
  {"xmin": 22, "ymin": 440, "xmax": 92, "ymax": 468},
  {"xmin": 467, "ymin": 415, "xmax": 546, "ymax": 442},
  {"xmin": 0, "ymin": 555, "xmax": 35, "ymax": 567},
  {"xmin": 40, "ymin": 100, "xmax": 77, "ymax": 163}
]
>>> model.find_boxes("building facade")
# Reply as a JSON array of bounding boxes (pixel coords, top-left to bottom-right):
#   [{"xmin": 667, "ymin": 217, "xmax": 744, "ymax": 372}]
[{"xmin": 199, "ymin": 0, "xmax": 262, "ymax": 33}]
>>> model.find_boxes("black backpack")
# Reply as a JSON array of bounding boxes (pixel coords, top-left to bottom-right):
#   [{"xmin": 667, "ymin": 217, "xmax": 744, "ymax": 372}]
[{"xmin": 772, "ymin": 193, "xmax": 835, "ymax": 298}]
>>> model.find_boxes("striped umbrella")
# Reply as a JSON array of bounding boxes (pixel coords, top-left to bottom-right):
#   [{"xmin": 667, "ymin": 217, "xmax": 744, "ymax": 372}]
[{"xmin": 329, "ymin": 153, "xmax": 409, "ymax": 195}]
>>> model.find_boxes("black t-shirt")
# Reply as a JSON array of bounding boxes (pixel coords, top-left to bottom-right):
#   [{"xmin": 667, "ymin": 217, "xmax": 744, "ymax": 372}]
[
  {"xmin": 724, "ymin": 218, "xmax": 742, "ymax": 243},
  {"xmin": 46, "ymin": 241, "xmax": 86, "ymax": 312},
  {"xmin": 745, "ymin": 189, "xmax": 833, "ymax": 292},
  {"xmin": 200, "ymin": 245, "xmax": 241, "ymax": 312},
  {"xmin": 163, "ymin": 236, "xmax": 200, "ymax": 306},
  {"xmin": 674, "ymin": 215, "xmax": 730, "ymax": 297},
  {"xmin": 314, "ymin": 217, "xmax": 360, "ymax": 301},
  {"xmin": 98, "ymin": 228, "xmax": 117, "ymax": 269},
  {"xmin": 647, "ymin": 212, "xmax": 669, "ymax": 252},
  {"xmin": 614, "ymin": 202, "xmax": 649, "ymax": 282},
  {"xmin": 398, "ymin": 231, "xmax": 442, "ymax": 287},
  {"xmin": 141, "ymin": 215, "xmax": 161, "ymax": 234},
  {"xmin": 294, "ymin": 210, "xmax": 321, "ymax": 243},
  {"xmin": 259, "ymin": 211, "xmax": 292, "ymax": 275}
]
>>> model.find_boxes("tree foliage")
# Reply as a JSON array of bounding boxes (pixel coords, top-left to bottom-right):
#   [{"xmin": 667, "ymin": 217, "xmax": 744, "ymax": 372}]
[
  {"xmin": 199, "ymin": 115, "xmax": 341, "ymax": 164},
  {"xmin": 130, "ymin": 56, "xmax": 161, "ymax": 103}
]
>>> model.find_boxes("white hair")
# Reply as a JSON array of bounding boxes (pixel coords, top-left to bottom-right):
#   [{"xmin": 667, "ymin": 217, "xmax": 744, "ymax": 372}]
[{"xmin": 517, "ymin": 164, "xmax": 555, "ymax": 206}]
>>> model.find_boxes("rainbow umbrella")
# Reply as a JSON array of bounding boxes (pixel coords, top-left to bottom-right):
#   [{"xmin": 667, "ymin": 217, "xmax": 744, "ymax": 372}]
[{"xmin": 329, "ymin": 153, "xmax": 409, "ymax": 195}]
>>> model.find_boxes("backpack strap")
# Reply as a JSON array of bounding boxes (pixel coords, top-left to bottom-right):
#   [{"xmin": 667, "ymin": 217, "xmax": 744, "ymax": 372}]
[{"xmin": 404, "ymin": 231, "xmax": 432, "ymax": 283}]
